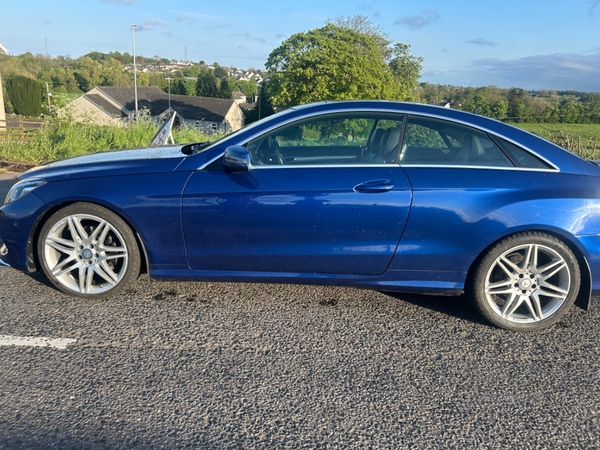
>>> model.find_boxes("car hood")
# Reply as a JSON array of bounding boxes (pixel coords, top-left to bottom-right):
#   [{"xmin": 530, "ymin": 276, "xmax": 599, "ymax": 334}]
[{"xmin": 19, "ymin": 146, "xmax": 188, "ymax": 182}]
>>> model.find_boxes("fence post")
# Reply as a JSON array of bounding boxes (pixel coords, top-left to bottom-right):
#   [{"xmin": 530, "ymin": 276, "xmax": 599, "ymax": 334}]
[{"xmin": 19, "ymin": 118, "xmax": 24, "ymax": 140}]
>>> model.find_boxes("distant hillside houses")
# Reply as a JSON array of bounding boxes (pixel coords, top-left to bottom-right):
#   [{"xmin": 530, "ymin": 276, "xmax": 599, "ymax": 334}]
[
  {"xmin": 61, "ymin": 86, "xmax": 245, "ymax": 133},
  {"xmin": 228, "ymin": 68, "xmax": 264, "ymax": 83},
  {"xmin": 124, "ymin": 60, "xmax": 193, "ymax": 73}
]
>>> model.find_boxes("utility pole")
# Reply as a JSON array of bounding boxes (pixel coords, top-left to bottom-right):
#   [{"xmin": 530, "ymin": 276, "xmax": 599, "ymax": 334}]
[
  {"xmin": 132, "ymin": 24, "xmax": 139, "ymax": 120},
  {"xmin": 44, "ymin": 38, "xmax": 49, "ymax": 58},
  {"xmin": 0, "ymin": 75, "xmax": 5, "ymax": 127},
  {"xmin": 168, "ymin": 76, "xmax": 171, "ymax": 109},
  {"xmin": 45, "ymin": 82, "xmax": 51, "ymax": 113},
  {"xmin": 184, "ymin": 46, "xmax": 187, "ymax": 63}
]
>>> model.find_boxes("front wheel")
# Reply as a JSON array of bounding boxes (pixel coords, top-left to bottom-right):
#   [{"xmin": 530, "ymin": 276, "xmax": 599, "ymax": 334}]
[
  {"xmin": 471, "ymin": 232, "xmax": 580, "ymax": 331},
  {"xmin": 38, "ymin": 203, "xmax": 141, "ymax": 299}
]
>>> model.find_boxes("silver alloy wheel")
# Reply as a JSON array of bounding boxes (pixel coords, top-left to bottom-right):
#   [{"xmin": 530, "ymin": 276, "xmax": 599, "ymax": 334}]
[
  {"xmin": 484, "ymin": 243, "xmax": 571, "ymax": 323},
  {"xmin": 43, "ymin": 213, "xmax": 129, "ymax": 295}
]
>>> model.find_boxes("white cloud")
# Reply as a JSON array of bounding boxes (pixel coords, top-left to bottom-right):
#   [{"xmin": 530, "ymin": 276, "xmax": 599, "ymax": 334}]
[
  {"xmin": 466, "ymin": 38, "xmax": 499, "ymax": 47},
  {"xmin": 135, "ymin": 20, "xmax": 167, "ymax": 32},
  {"xmin": 395, "ymin": 10, "xmax": 439, "ymax": 30}
]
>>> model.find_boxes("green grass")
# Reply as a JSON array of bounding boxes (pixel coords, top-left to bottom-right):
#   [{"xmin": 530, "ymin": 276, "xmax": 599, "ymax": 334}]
[
  {"xmin": 510, "ymin": 123, "xmax": 600, "ymax": 159},
  {"xmin": 0, "ymin": 119, "xmax": 224, "ymax": 164}
]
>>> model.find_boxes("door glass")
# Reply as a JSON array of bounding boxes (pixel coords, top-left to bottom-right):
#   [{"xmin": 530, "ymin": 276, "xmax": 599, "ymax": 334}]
[
  {"xmin": 400, "ymin": 115, "xmax": 514, "ymax": 167},
  {"xmin": 247, "ymin": 112, "xmax": 405, "ymax": 166}
]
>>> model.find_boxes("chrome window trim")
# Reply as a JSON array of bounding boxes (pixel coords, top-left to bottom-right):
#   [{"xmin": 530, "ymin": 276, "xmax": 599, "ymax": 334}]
[
  {"xmin": 398, "ymin": 164, "xmax": 558, "ymax": 173},
  {"xmin": 197, "ymin": 107, "xmax": 560, "ymax": 172},
  {"xmin": 200, "ymin": 159, "xmax": 559, "ymax": 173},
  {"xmin": 252, "ymin": 164, "xmax": 396, "ymax": 170}
]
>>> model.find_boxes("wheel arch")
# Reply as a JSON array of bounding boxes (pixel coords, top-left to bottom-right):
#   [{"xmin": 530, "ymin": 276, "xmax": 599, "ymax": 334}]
[
  {"xmin": 465, "ymin": 227, "xmax": 591, "ymax": 311},
  {"xmin": 28, "ymin": 200, "xmax": 150, "ymax": 279}
]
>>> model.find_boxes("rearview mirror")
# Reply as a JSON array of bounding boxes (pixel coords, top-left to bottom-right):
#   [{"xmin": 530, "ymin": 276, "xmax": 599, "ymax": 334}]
[{"xmin": 222, "ymin": 145, "xmax": 251, "ymax": 172}]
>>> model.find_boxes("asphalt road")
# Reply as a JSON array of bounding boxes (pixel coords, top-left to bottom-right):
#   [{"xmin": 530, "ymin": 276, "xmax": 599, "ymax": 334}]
[{"xmin": 1, "ymin": 171, "xmax": 600, "ymax": 449}]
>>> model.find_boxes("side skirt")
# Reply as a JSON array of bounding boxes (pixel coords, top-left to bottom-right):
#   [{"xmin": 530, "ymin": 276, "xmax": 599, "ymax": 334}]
[{"xmin": 149, "ymin": 268, "xmax": 467, "ymax": 296}]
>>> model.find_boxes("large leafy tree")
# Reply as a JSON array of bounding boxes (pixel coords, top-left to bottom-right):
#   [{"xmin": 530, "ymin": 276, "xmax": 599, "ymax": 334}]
[
  {"xmin": 74, "ymin": 56, "xmax": 102, "ymax": 92},
  {"xmin": 265, "ymin": 24, "xmax": 417, "ymax": 107},
  {"xmin": 265, "ymin": 23, "xmax": 423, "ymax": 106},
  {"xmin": 326, "ymin": 15, "xmax": 392, "ymax": 60}
]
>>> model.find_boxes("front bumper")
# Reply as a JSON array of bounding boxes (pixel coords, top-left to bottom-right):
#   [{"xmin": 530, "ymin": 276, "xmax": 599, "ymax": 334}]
[{"xmin": 0, "ymin": 192, "xmax": 51, "ymax": 272}]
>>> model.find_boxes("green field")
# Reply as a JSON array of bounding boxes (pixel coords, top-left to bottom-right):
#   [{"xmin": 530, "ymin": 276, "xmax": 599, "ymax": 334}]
[{"xmin": 510, "ymin": 123, "xmax": 600, "ymax": 159}]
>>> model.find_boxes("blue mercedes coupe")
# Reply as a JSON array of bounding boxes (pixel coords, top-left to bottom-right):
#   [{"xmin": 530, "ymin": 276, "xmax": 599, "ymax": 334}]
[{"xmin": 2, "ymin": 101, "xmax": 600, "ymax": 331}]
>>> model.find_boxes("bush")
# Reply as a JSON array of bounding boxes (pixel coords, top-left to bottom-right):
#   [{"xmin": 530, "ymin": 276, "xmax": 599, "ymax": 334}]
[{"xmin": 7, "ymin": 75, "xmax": 43, "ymax": 117}]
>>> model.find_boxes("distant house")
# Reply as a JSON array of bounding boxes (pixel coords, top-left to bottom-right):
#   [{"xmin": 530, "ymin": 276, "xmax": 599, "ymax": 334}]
[
  {"xmin": 60, "ymin": 86, "xmax": 244, "ymax": 133},
  {"xmin": 232, "ymin": 90, "xmax": 246, "ymax": 104},
  {"xmin": 0, "ymin": 43, "xmax": 8, "ymax": 55}
]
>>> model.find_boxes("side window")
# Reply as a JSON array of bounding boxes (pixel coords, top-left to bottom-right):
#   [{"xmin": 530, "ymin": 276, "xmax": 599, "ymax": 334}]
[
  {"xmin": 247, "ymin": 112, "xmax": 405, "ymax": 166},
  {"xmin": 497, "ymin": 138, "xmax": 553, "ymax": 169},
  {"xmin": 400, "ymin": 116, "xmax": 514, "ymax": 168}
]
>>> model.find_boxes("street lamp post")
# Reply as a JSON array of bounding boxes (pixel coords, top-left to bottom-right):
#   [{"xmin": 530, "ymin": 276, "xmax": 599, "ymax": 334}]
[{"xmin": 132, "ymin": 24, "xmax": 139, "ymax": 120}]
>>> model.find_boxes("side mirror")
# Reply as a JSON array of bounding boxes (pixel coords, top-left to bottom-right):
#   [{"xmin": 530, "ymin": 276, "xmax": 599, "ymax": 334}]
[{"xmin": 222, "ymin": 145, "xmax": 251, "ymax": 172}]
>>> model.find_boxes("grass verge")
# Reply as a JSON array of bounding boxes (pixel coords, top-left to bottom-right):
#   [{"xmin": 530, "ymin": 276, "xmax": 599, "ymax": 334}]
[{"xmin": 0, "ymin": 119, "xmax": 223, "ymax": 164}]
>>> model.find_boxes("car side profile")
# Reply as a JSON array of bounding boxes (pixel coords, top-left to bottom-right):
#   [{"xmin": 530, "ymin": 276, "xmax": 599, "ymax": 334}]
[{"xmin": 1, "ymin": 100, "xmax": 600, "ymax": 331}]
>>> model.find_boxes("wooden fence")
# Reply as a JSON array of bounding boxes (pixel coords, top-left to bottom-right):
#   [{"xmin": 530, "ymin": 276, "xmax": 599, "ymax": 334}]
[
  {"xmin": 0, "ymin": 116, "xmax": 47, "ymax": 142},
  {"xmin": 534, "ymin": 130, "xmax": 598, "ymax": 160}
]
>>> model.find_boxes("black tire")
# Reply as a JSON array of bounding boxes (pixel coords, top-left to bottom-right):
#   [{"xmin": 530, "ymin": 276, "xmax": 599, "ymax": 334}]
[
  {"xmin": 471, "ymin": 231, "xmax": 580, "ymax": 332},
  {"xmin": 37, "ymin": 202, "xmax": 141, "ymax": 299}
]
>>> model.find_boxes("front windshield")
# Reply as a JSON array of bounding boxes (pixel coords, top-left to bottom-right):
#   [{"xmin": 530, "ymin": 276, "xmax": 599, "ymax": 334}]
[{"xmin": 197, "ymin": 108, "xmax": 298, "ymax": 152}]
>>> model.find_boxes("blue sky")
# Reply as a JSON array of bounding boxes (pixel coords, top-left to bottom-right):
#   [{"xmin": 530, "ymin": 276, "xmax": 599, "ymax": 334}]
[{"xmin": 1, "ymin": 0, "xmax": 599, "ymax": 91}]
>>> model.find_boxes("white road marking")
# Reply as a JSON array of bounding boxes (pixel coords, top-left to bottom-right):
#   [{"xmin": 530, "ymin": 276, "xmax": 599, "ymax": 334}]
[{"xmin": 0, "ymin": 335, "xmax": 77, "ymax": 349}]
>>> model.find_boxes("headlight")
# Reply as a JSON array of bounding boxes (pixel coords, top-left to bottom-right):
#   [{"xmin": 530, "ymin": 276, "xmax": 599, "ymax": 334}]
[{"xmin": 4, "ymin": 179, "xmax": 46, "ymax": 205}]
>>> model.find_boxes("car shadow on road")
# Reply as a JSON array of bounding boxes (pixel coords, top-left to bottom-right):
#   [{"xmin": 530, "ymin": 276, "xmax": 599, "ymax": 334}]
[
  {"xmin": 23, "ymin": 271, "xmax": 56, "ymax": 290},
  {"xmin": 380, "ymin": 291, "xmax": 490, "ymax": 327}
]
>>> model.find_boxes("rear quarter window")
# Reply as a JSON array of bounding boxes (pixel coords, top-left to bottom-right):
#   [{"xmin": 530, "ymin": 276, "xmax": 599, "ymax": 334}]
[{"xmin": 497, "ymin": 138, "xmax": 553, "ymax": 169}]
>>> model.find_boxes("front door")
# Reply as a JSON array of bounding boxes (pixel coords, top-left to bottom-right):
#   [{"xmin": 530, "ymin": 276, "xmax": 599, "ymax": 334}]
[{"xmin": 182, "ymin": 111, "xmax": 412, "ymax": 275}]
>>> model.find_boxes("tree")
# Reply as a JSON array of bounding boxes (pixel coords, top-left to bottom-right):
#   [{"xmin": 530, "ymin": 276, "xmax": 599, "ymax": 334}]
[
  {"xmin": 326, "ymin": 15, "xmax": 392, "ymax": 59},
  {"xmin": 491, "ymin": 99, "xmax": 508, "ymax": 120},
  {"xmin": 236, "ymin": 80, "xmax": 258, "ymax": 98},
  {"xmin": 218, "ymin": 78, "xmax": 233, "ymax": 99},
  {"xmin": 74, "ymin": 56, "xmax": 102, "ymax": 91},
  {"xmin": 171, "ymin": 77, "xmax": 195, "ymax": 96},
  {"xmin": 265, "ymin": 25, "xmax": 403, "ymax": 108},
  {"xmin": 388, "ymin": 43, "xmax": 423, "ymax": 96},
  {"xmin": 86, "ymin": 51, "xmax": 104, "ymax": 62},
  {"xmin": 112, "ymin": 73, "xmax": 133, "ymax": 86},
  {"xmin": 196, "ymin": 69, "xmax": 218, "ymax": 98},
  {"xmin": 100, "ymin": 57, "xmax": 124, "ymax": 85},
  {"xmin": 7, "ymin": 75, "xmax": 43, "ymax": 116},
  {"xmin": 213, "ymin": 66, "xmax": 228, "ymax": 79},
  {"xmin": 136, "ymin": 72, "xmax": 150, "ymax": 86},
  {"xmin": 149, "ymin": 74, "xmax": 167, "ymax": 90}
]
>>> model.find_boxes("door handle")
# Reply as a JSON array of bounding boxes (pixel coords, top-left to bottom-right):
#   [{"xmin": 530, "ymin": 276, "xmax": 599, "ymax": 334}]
[{"xmin": 353, "ymin": 180, "xmax": 394, "ymax": 193}]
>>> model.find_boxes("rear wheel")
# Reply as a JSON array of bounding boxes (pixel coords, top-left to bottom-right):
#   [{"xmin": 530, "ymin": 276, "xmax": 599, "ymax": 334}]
[
  {"xmin": 38, "ymin": 203, "xmax": 141, "ymax": 299},
  {"xmin": 471, "ymin": 232, "xmax": 580, "ymax": 331}
]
